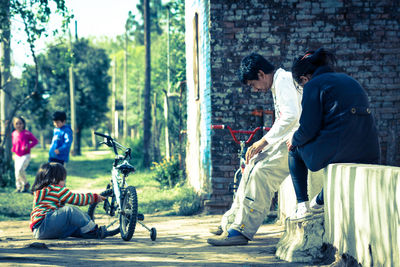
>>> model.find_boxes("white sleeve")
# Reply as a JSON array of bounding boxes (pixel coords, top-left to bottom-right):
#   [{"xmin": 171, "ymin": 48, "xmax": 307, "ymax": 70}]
[{"xmin": 264, "ymin": 73, "xmax": 301, "ymax": 145}]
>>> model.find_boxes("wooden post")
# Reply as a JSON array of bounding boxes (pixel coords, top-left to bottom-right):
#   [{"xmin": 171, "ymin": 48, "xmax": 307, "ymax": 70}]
[{"xmin": 123, "ymin": 30, "xmax": 128, "ymax": 140}]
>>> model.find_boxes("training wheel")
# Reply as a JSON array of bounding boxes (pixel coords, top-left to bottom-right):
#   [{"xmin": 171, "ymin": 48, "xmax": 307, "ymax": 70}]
[{"xmin": 150, "ymin": 227, "xmax": 157, "ymax": 241}]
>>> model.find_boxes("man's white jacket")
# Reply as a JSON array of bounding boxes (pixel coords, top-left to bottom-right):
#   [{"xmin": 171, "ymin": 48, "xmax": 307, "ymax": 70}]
[{"xmin": 264, "ymin": 68, "xmax": 302, "ymax": 145}]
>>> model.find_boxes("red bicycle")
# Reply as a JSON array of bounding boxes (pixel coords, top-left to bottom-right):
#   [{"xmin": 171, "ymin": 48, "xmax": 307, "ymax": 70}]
[{"xmin": 211, "ymin": 125, "xmax": 271, "ymax": 197}]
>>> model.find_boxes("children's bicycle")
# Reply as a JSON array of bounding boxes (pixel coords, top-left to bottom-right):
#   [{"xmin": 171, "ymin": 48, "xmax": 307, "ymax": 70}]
[
  {"xmin": 211, "ymin": 125, "xmax": 271, "ymax": 198},
  {"xmin": 88, "ymin": 132, "xmax": 157, "ymax": 241}
]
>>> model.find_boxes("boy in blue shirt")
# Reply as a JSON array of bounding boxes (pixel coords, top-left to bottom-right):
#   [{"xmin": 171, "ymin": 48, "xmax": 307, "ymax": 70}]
[{"xmin": 49, "ymin": 111, "xmax": 73, "ymax": 165}]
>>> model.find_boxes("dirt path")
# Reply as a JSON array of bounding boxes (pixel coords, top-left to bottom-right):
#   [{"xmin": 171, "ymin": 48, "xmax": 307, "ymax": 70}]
[{"xmin": 0, "ymin": 215, "xmax": 329, "ymax": 266}]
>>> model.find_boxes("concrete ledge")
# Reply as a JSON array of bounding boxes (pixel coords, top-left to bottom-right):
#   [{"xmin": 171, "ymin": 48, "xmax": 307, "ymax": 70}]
[
  {"xmin": 276, "ymin": 214, "xmax": 325, "ymax": 262},
  {"xmin": 324, "ymin": 163, "xmax": 400, "ymax": 267}
]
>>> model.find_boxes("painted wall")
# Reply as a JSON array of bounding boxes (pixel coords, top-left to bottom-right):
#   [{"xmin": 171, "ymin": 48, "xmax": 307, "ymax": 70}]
[{"xmin": 185, "ymin": 0, "xmax": 212, "ymax": 195}]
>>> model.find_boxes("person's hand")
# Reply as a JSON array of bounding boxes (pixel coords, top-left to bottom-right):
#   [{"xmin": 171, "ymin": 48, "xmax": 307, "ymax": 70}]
[
  {"xmin": 54, "ymin": 149, "xmax": 60, "ymax": 155},
  {"xmin": 97, "ymin": 195, "xmax": 106, "ymax": 202},
  {"xmin": 286, "ymin": 138, "xmax": 293, "ymax": 151},
  {"xmin": 24, "ymin": 145, "xmax": 29, "ymax": 152},
  {"xmin": 246, "ymin": 138, "xmax": 268, "ymax": 164}
]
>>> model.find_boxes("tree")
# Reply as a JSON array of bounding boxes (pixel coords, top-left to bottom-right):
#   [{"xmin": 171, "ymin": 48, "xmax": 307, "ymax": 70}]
[
  {"xmin": 91, "ymin": 1, "xmax": 186, "ymax": 166},
  {"xmin": 128, "ymin": 0, "xmax": 163, "ymax": 45},
  {"xmin": 0, "ymin": 0, "xmax": 70, "ymax": 186},
  {"xmin": 22, "ymin": 39, "xmax": 111, "ymax": 155}
]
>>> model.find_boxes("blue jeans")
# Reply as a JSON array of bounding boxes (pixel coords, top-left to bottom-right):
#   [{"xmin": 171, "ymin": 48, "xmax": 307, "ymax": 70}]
[
  {"xmin": 288, "ymin": 147, "xmax": 324, "ymax": 204},
  {"xmin": 33, "ymin": 206, "xmax": 96, "ymax": 239}
]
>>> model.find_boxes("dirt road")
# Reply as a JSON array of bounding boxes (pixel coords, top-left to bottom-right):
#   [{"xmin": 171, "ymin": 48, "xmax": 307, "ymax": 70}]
[{"xmin": 0, "ymin": 214, "xmax": 329, "ymax": 266}]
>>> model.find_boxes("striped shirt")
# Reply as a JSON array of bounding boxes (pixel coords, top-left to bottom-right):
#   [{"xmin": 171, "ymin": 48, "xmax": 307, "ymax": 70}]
[{"xmin": 30, "ymin": 184, "xmax": 100, "ymax": 231}]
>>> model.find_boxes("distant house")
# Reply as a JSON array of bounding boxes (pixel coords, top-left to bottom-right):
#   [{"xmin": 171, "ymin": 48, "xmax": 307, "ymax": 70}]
[{"xmin": 185, "ymin": 0, "xmax": 400, "ymax": 213}]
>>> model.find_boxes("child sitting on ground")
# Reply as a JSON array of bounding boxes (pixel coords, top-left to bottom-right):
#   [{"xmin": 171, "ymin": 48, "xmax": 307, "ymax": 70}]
[{"xmin": 30, "ymin": 162, "xmax": 107, "ymax": 239}]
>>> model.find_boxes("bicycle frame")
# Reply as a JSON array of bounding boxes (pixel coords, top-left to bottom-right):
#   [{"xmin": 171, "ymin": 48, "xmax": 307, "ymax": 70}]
[
  {"xmin": 111, "ymin": 167, "xmax": 124, "ymax": 209},
  {"xmin": 211, "ymin": 125, "xmax": 271, "ymax": 194},
  {"xmin": 94, "ymin": 132, "xmax": 134, "ymax": 211}
]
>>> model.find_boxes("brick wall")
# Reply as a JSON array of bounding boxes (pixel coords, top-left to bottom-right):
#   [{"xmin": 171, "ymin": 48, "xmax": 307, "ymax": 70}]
[{"xmin": 206, "ymin": 0, "xmax": 400, "ymax": 213}]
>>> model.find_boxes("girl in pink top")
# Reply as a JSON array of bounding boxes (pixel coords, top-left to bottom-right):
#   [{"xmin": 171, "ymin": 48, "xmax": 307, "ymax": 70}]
[{"xmin": 11, "ymin": 117, "xmax": 38, "ymax": 193}]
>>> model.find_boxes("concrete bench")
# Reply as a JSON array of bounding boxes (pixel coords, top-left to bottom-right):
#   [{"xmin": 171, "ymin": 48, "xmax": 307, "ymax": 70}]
[
  {"xmin": 275, "ymin": 170, "xmax": 325, "ymax": 262},
  {"xmin": 275, "ymin": 163, "xmax": 400, "ymax": 266},
  {"xmin": 324, "ymin": 163, "xmax": 400, "ymax": 267}
]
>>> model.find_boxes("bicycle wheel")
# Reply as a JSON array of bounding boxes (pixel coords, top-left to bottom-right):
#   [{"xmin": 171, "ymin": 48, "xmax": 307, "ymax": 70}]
[
  {"xmin": 120, "ymin": 186, "xmax": 138, "ymax": 241},
  {"xmin": 88, "ymin": 188, "xmax": 120, "ymax": 237}
]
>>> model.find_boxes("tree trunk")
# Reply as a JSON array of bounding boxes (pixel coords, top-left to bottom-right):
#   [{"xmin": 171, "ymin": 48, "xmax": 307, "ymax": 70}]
[
  {"xmin": 40, "ymin": 131, "xmax": 45, "ymax": 149},
  {"xmin": 91, "ymin": 128, "xmax": 98, "ymax": 149},
  {"xmin": 75, "ymin": 127, "xmax": 81, "ymax": 156},
  {"xmin": 143, "ymin": 0, "xmax": 152, "ymax": 167},
  {"xmin": 152, "ymin": 93, "xmax": 160, "ymax": 163},
  {"xmin": 0, "ymin": 0, "xmax": 13, "ymax": 187}
]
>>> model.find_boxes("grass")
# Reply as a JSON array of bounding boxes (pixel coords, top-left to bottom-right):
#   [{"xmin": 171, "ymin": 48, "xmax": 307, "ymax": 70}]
[{"xmin": 0, "ymin": 147, "xmax": 201, "ymax": 221}]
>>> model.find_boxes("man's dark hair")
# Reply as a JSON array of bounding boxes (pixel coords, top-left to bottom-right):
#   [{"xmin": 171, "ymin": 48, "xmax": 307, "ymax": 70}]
[
  {"xmin": 52, "ymin": 111, "xmax": 67, "ymax": 122},
  {"xmin": 237, "ymin": 53, "xmax": 275, "ymax": 84}
]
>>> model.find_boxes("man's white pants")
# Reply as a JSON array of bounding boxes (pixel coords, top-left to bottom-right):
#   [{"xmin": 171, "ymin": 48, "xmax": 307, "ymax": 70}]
[
  {"xmin": 220, "ymin": 140, "xmax": 289, "ymax": 240},
  {"xmin": 14, "ymin": 154, "xmax": 31, "ymax": 191}
]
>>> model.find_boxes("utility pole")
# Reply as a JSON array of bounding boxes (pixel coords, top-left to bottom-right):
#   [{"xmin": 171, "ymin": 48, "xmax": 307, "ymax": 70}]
[
  {"xmin": 111, "ymin": 56, "xmax": 116, "ymax": 137},
  {"xmin": 123, "ymin": 29, "xmax": 128, "ymax": 140},
  {"xmin": 69, "ymin": 22, "xmax": 78, "ymax": 155},
  {"xmin": 143, "ymin": 0, "xmax": 152, "ymax": 167},
  {"xmin": 163, "ymin": 4, "xmax": 171, "ymax": 160}
]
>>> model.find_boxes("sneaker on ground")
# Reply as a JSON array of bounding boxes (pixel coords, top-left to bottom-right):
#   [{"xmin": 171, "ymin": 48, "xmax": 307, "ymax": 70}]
[
  {"xmin": 207, "ymin": 232, "xmax": 248, "ymax": 246},
  {"xmin": 289, "ymin": 206, "xmax": 313, "ymax": 222},
  {"xmin": 209, "ymin": 225, "xmax": 223, "ymax": 236},
  {"xmin": 310, "ymin": 194, "xmax": 324, "ymax": 213}
]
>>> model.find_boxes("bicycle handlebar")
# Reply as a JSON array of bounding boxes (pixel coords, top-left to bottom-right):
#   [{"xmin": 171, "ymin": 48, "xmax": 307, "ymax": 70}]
[
  {"xmin": 94, "ymin": 132, "xmax": 131, "ymax": 160},
  {"xmin": 211, "ymin": 124, "xmax": 271, "ymax": 144}
]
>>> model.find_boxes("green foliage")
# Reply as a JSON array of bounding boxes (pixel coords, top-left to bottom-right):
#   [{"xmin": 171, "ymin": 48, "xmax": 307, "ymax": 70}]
[
  {"xmin": 19, "ymin": 38, "xmax": 111, "ymax": 152},
  {"xmin": 151, "ymin": 157, "xmax": 183, "ymax": 188},
  {"xmin": 172, "ymin": 186, "xmax": 202, "ymax": 216},
  {"xmin": 0, "ymin": 189, "xmax": 33, "ymax": 220},
  {"xmin": 0, "ymin": 148, "xmax": 200, "ymax": 221},
  {"xmin": 138, "ymin": 185, "xmax": 202, "ymax": 216},
  {"xmin": 124, "ymin": 137, "xmax": 145, "ymax": 171}
]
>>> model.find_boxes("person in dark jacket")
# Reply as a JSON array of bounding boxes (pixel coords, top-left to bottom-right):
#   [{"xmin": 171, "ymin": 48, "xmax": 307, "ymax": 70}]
[{"xmin": 286, "ymin": 48, "xmax": 380, "ymax": 221}]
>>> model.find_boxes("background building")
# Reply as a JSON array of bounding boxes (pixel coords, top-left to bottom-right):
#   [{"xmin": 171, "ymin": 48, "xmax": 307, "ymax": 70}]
[{"xmin": 185, "ymin": 0, "xmax": 400, "ymax": 213}]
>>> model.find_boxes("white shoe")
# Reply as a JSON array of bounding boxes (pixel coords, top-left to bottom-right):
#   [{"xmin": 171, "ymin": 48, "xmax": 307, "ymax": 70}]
[
  {"xmin": 289, "ymin": 202, "xmax": 313, "ymax": 222},
  {"xmin": 310, "ymin": 195, "xmax": 324, "ymax": 213}
]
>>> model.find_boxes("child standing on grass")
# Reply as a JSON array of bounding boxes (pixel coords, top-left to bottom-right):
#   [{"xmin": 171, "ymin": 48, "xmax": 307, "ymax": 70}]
[
  {"xmin": 49, "ymin": 111, "xmax": 73, "ymax": 165},
  {"xmin": 30, "ymin": 162, "xmax": 107, "ymax": 239},
  {"xmin": 11, "ymin": 117, "xmax": 38, "ymax": 193}
]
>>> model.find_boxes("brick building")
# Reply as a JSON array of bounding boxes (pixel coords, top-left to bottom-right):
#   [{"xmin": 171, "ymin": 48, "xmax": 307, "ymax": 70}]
[{"xmin": 184, "ymin": 0, "xmax": 400, "ymax": 213}]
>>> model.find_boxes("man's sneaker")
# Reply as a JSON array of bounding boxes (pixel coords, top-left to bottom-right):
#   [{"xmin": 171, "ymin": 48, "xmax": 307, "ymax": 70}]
[
  {"xmin": 207, "ymin": 232, "xmax": 248, "ymax": 246},
  {"xmin": 310, "ymin": 194, "xmax": 324, "ymax": 213},
  {"xmin": 209, "ymin": 225, "xmax": 223, "ymax": 236},
  {"xmin": 289, "ymin": 206, "xmax": 313, "ymax": 222}
]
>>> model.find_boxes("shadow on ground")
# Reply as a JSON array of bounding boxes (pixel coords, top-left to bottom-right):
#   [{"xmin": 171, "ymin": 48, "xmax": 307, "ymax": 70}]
[{"xmin": 0, "ymin": 215, "xmax": 333, "ymax": 266}]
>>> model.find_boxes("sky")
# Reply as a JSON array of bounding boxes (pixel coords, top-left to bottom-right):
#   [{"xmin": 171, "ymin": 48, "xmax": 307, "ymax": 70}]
[{"xmin": 11, "ymin": 0, "xmax": 140, "ymax": 76}]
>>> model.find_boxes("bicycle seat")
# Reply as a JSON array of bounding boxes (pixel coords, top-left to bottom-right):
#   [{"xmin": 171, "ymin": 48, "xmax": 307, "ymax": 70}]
[{"xmin": 116, "ymin": 162, "xmax": 136, "ymax": 175}]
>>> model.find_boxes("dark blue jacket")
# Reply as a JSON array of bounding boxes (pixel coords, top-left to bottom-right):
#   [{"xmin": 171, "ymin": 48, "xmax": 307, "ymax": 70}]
[
  {"xmin": 292, "ymin": 66, "xmax": 380, "ymax": 171},
  {"xmin": 49, "ymin": 125, "xmax": 73, "ymax": 163}
]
